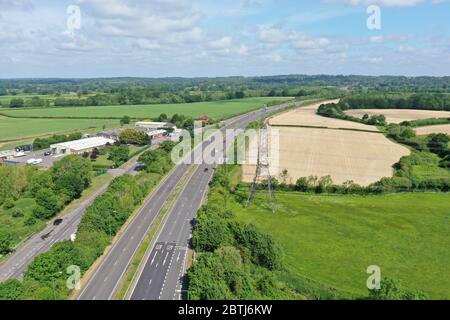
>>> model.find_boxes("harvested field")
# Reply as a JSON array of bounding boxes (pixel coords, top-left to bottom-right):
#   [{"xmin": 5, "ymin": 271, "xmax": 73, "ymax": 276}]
[
  {"xmin": 415, "ymin": 124, "xmax": 450, "ymax": 135},
  {"xmin": 243, "ymin": 127, "xmax": 410, "ymax": 186},
  {"xmin": 269, "ymin": 99, "xmax": 379, "ymax": 132},
  {"xmin": 243, "ymin": 101, "xmax": 410, "ymax": 186},
  {"xmin": 345, "ymin": 109, "xmax": 450, "ymax": 124}
]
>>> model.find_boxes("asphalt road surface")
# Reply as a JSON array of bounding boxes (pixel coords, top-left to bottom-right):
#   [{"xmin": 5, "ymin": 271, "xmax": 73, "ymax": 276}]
[
  {"xmin": 128, "ymin": 102, "xmax": 301, "ymax": 300},
  {"xmin": 0, "ymin": 158, "xmax": 140, "ymax": 282},
  {"xmin": 130, "ymin": 163, "xmax": 215, "ymax": 300}
]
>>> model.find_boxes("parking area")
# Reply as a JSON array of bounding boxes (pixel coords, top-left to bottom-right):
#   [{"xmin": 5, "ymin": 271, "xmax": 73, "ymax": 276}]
[{"xmin": 10, "ymin": 149, "xmax": 66, "ymax": 168}]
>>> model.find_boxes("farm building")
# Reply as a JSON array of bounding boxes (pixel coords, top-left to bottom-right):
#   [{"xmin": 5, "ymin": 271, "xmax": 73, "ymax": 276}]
[
  {"xmin": 198, "ymin": 115, "xmax": 210, "ymax": 122},
  {"xmin": 135, "ymin": 122, "xmax": 176, "ymax": 129},
  {"xmin": 50, "ymin": 137, "xmax": 115, "ymax": 155},
  {"xmin": 97, "ymin": 128, "xmax": 124, "ymax": 141},
  {"xmin": 147, "ymin": 129, "xmax": 167, "ymax": 139}
]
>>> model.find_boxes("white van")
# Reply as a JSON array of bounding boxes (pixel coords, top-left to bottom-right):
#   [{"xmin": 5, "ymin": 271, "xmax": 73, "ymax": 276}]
[{"xmin": 27, "ymin": 158, "xmax": 43, "ymax": 165}]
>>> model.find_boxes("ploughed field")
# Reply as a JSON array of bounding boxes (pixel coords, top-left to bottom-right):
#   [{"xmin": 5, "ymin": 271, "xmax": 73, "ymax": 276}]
[
  {"xmin": 243, "ymin": 101, "xmax": 409, "ymax": 186},
  {"xmin": 0, "ymin": 97, "xmax": 292, "ymax": 120},
  {"xmin": 345, "ymin": 109, "xmax": 450, "ymax": 124},
  {"xmin": 232, "ymin": 191, "xmax": 450, "ymax": 299}
]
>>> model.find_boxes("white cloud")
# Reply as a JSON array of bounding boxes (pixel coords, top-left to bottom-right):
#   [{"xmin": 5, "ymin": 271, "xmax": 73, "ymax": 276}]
[{"xmin": 208, "ymin": 36, "xmax": 232, "ymax": 50}]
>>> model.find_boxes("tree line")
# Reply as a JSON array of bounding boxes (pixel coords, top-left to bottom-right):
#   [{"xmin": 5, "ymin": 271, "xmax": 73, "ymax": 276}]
[
  {"xmin": 33, "ymin": 132, "xmax": 83, "ymax": 151},
  {"xmin": 189, "ymin": 165, "xmax": 290, "ymax": 300},
  {"xmin": 0, "ymin": 157, "xmax": 93, "ymax": 256},
  {"xmin": 0, "ymin": 172, "xmax": 154, "ymax": 300}
]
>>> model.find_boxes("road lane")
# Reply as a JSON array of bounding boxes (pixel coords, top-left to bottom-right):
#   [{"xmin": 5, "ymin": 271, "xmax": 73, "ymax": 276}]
[{"xmin": 129, "ymin": 101, "xmax": 300, "ymax": 300}]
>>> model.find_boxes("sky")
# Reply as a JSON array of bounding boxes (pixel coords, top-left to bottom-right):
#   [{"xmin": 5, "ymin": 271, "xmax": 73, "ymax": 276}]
[{"xmin": 0, "ymin": 0, "xmax": 449, "ymax": 78}]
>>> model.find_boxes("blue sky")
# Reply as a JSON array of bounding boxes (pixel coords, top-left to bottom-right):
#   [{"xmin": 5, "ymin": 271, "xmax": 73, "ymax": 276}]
[{"xmin": 0, "ymin": 0, "xmax": 448, "ymax": 78}]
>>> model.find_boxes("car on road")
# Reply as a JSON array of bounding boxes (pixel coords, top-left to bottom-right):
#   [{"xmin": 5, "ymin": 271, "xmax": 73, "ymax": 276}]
[
  {"xmin": 204, "ymin": 167, "xmax": 209, "ymax": 172},
  {"xmin": 53, "ymin": 218, "xmax": 63, "ymax": 226},
  {"xmin": 134, "ymin": 163, "xmax": 146, "ymax": 172},
  {"xmin": 41, "ymin": 230, "xmax": 53, "ymax": 240},
  {"xmin": 44, "ymin": 151, "xmax": 52, "ymax": 156}
]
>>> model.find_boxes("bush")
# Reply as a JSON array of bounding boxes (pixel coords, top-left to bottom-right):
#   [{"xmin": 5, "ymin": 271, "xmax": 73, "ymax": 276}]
[
  {"xmin": 368, "ymin": 277, "xmax": 428, "ymax": 300},
  {"xmin": 192, "ymin": 207, "xmax": 230, "ymax": 252},
  {"xmin": 32, "ymin": 205, "xmax": 53, "ymax": 220},
  {"xmin": 0, "ymin": 279, "xmax": 24, "ymax": 300},
  {"xmin": 24, "ymin": 215, "xmax": 37, "ymax": 226},
  {"xmin": 229, "ymin": 223, "xmax": 282, "ymax": 270},
  {"xmin": 11, "ymin": 208, "xmax": 24, "ymax": 218},
  {"xmin": 108, "ymin": 145, "xmax": 129, "ymax": 167},
  {"xmin": 0, "ymin": 230, "xmax": 12, "ymax": 255},
  {"xmin": 35, "ymin": 188, "xmax": 59, "ymax": 218},
  {"xmin": 119, "ymin": 129, "xmax": 150, "ymax": 145},
  {"xmin": 3, "ymin": 198, "xmax": 15, "ymax": 209},
  {"xmin": 52, "ymin": 156, "xmax": 92, "ymax": 199}
]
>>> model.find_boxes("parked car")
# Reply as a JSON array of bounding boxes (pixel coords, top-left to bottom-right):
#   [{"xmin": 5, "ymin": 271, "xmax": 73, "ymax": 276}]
[
  {"xmin": 44, "ymin": 151, "xmax": 52, "ymax": 156},
  {"xmin": 14, "ymin": 151, "xmax": 26, "ymax": 158},
  {"xmin": 27, "ymin": 158, "xmax": 43, "ymax": 165}
]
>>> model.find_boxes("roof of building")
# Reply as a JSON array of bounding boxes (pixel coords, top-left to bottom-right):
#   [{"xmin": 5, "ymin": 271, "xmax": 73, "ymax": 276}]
[
  {"xmin": 198, "ymin": 115, "xmax": 209, "ymax": 120},
  {"xmin": 147, "ymin": 129, "xmax": 167, "ymax": 136},
  {"xmin": 51, "ymin": 137, "xmax": 116, "ymax": 151},
  {"xmin": 135, "ymin": 121, "xmax": 175, "ymax": 128}
]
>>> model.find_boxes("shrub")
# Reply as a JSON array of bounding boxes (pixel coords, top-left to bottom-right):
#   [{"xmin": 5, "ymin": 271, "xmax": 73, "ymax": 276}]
[
  {"xmin": 368, "ymin": 277, "xmax": 428, "ymax": 300},
  {"xmin": 192, "ymin": 207, "xmax": 230, "ymax": 252},
  {"xmin": 24, "ymin": 215, "xmax": 37, "ymax": 226},
  {"xmin": 3, "ymin": 198, "xmax": 15, "ymax": 209},
  {"xmin": 0, "ymin": 230, "xmax": 12, "ymax": 255},
  {"xmin": 11, "ymin": 208, "xmax": 24, "ymax": 218},
  {"xmin": 0, "ymin": 279, "xmax": 24, "ymax": 300}
]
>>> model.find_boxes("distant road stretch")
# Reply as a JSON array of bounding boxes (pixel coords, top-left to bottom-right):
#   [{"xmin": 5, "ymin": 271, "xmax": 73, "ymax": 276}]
[{"xmin": 75, "ymin": 100, "xmax": 299, "ymax": 300}]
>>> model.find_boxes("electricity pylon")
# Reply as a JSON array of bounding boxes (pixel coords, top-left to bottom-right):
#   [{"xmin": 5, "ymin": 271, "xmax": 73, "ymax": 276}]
[{"xmin": 246, "ymin": 119, "xmax": 276, "ymax": 213}]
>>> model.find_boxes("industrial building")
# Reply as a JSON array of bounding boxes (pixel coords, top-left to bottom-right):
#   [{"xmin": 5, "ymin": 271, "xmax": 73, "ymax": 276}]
[
  {"xmin": 50, "ymin": 137, "xmax": 115, "ymax": 155},
  {"xmin": 135, "ymin": 122, "xmax": 176, "ymax": 130}
]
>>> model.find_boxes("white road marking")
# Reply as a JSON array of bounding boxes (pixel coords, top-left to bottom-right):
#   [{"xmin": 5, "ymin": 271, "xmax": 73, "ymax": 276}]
[
  {"xmin": 163, "ymin": 252, "xmax": 169, "ymax": 265},
  {"xmin": 150, "ymin": 252, "xmax": 158, "ymax": 265}
]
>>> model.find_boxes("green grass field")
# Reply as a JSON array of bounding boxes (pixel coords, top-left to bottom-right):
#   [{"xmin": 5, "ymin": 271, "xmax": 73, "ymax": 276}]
[
  {"xmin": 0, "ymin": 97, "xmax": 292, "ymax": 120},
  {"xmin": 0, "ymin": 116, "xmax": 120, "ymax": 142},
  {"xmin": 231, "ymin": 191, "xmax": 450, "ymax": 299}
]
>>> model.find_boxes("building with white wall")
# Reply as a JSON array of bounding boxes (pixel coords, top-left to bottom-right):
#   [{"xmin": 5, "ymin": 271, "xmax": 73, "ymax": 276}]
[
  {"xmin": 135, "ymin": 122, "xmax": 176, "ymax": 129},
  {"xmin": 50, "ymin": 137, "xmax": 115, "ymax": 155}
]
